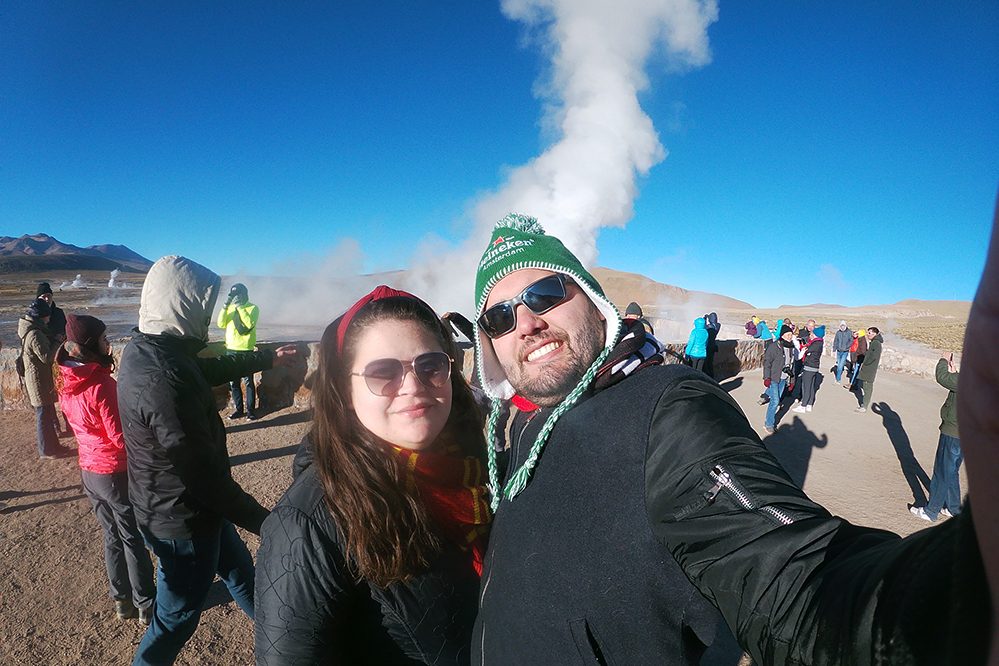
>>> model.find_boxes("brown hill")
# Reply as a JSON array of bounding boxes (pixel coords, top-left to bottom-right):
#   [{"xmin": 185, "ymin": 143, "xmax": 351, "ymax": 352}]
[
  {"xmin": 0, "ymin": 234, "xmax": 152, "ymax": 273},
  {"xmin": 590, "ymin": 267, "xmax": 754, "ymax": 312}
]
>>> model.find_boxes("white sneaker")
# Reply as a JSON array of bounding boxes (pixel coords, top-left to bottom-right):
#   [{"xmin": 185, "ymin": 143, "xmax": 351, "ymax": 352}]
[
  {"xmin": 855, "ymin": 407, "xmax": 867, "ymax": 413},
  {"xmin": 805, "ymin": 405, "xmax": 812, "ymax": 412},
  {"xmin": 909, "ymin": 506, "xmax": 933, "ymax": 522},
  {"xmin": 940, "ymin": 508, "xmax": 953, "ymax": 518},
  {"xmin": 792, "ymin": 405, "xmax": 806, "ymax": 414}
]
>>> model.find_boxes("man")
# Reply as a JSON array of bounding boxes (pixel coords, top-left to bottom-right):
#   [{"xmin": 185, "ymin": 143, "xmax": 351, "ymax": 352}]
[
  {"xmin": 36, "ymin": 282, "xmax": 70, "ymax": 435},
  {"xmin": 855, "ymin": 326, "xmax": 883, "ymax": 413},
  {"xmin": 35, "ymin": 282, "xmax": 66, "ymax": 341},
  {"xmin": 18, "ymin": 298, "xmax": 75, "ymax": 459},
  {"xmin": 216, "ymin": 282, "xmax": 261, "ymax": 420},
  {"xmin": 832, "ymin": 320, "xmax": 853, "ymax": 383},
  {"xmin": 118, "ymin": 256, "xmax": 297, "ymax": 665},
  {"xmin": 470, "ymin": 214, "xmax": 987, "ymax": 665},
  {"xmin": 763, "ymin": 324, "xmax": 795, "ymax": 433},
  {"xmin": 623, "ymin": 301, "xmax": 655, "ymax": 335},
  {"xmin": 910, "ymin": 354, "xmax": 962, "ymax": 522}
]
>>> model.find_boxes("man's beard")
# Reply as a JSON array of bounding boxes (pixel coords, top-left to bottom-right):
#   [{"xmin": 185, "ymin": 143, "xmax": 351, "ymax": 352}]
[{"xmin": 501, "ymin": 318, "xmax": 605, "ymax": 408}]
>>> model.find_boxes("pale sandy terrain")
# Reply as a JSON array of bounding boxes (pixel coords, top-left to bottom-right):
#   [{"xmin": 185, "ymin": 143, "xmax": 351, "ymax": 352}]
[{"xmin": 0, "ymin": 365, "xmax": 962, "ymax": 665}]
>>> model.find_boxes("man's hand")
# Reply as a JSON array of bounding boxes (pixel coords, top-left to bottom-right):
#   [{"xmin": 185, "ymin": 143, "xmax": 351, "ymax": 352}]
[
  {"xmin": 959, "ymin": 198, "xmax": 999, "ymax": 665},
  {"xmin": 272, "ymin": 344, "xmax": 300, "ymax": 368}
]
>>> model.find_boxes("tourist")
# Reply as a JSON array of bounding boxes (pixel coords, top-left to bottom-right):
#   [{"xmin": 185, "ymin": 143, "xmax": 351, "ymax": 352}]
[
  {"xmin": 468, "ymin": 213, "xmax": 986, "ymax": 664},
  {"xmin": 793, "ymin": 324, "xmax": 824, "ymax": 413},
  {"xmin": 849, "ymin": 327, "xmax": 868, "ymax": 388},
  {"xmin": 255, "ymin": 286, "xmax": 489, "ymax": 664},
  {"xmin": 57, "ymin": 314, "xmax": 155, "ymax": 624},
  {"xmin": 684, "ymin": 316, "xmax": 708, "ymax": 372},
  {"xmin": 763, "ymin": 324, "xmax": 795, "ymax": 433},
  {"xmin": 36, "ymin": 282, "xmax": 71, "ymax": 436},
  {"xmin": 17, "ymin": 298, "xmax": 74, "ymax": 459},
  {"xmin": 910, "ymin": 354, "xmax": 962, "ymax": 521},
  {"xmin": 624, "ymin": 301, "xmax": 655, "ymax": 335},
  {"xmin": 832, "ymin": 320, "xmax": 852, "ymax": 383},
  {"xmin": 855, "ymin": 327, "xmax": 883, "ymax": 413},
  {"xmin": 703, "ymin": 311, "xmax": 720, "ymax": 378},
  {"xmin": 217, "ymin": 283, "xmax": 261, "ymax": 420},
  {"xmin": 118, "ymin": 256, "xmax": 298, "ymax": 666}
]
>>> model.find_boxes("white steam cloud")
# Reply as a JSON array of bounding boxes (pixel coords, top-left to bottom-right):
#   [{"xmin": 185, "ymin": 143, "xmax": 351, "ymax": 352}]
[
  {"xmin": 235, "ymin": 0, "xmax": 719, "ymax": 337},
  {"xmin": 406, "ymin": 0, "xmax": 718, "ymax": 316},
  {"xmin": 474, "ymin": 0, "xmax": 717, "ymax": 263}
]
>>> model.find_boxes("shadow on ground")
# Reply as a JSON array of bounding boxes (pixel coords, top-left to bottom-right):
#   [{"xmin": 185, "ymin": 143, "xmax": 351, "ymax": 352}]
[
  {"xmin": 872, "ymin": 402, "xmax": 930, "ymax": 506},
  {"xmin": 764, "ymin": 415, "xmax": 829, "ymax": 488}
]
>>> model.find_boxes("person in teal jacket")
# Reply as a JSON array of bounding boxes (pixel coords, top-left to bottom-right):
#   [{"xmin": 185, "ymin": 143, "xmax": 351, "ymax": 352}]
[
  {"xmin": 684, "ymin": 317, "xmax": 708, "ymax": 372},
  {"xmin": 217, "ymin": 283, "xmax": 261, "ymax": 419}
]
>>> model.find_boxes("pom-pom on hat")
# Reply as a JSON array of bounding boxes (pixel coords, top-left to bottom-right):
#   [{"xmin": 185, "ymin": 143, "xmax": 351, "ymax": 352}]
[{"xmin": 473, "ymin": 213, "xmax": 622, "ymax": 510}]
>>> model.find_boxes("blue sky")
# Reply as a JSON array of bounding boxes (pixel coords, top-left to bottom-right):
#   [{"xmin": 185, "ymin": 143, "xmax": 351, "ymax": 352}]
[{"xmin": 2, "ymin": 2, "xmax": 996, "ymax": 309}]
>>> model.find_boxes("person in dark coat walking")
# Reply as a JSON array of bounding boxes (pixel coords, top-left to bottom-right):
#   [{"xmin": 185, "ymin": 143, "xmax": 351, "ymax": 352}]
[
  {"xmin": 118, "ymin": 256, "xmax": 298, "ymax": 666},
  {"xmin": 855, "ymin": 327, "xmax": 883, "ymax": 413},
  {"xmin": 703, "ymin": 311, "xmax": 720, "ymax": 378},
  {"xmin": 255, "ymin": 286, "xmax": 489, "ymax": 665}
]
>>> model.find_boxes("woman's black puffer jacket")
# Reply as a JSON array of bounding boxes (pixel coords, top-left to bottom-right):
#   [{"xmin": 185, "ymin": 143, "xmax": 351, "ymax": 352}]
[{"xmin": 254, "ymin": 445, "xmax": 480, "ymax": 665}]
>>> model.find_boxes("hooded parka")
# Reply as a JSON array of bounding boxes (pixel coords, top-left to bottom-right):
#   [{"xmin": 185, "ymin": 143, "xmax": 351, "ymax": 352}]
[
  {"xmin": 17, "ymin": 315, "xmax": 57, "ymax": 407},
  {"xmin": 117, "ymin": 256, "xmax": 274, "ymax": 538}
]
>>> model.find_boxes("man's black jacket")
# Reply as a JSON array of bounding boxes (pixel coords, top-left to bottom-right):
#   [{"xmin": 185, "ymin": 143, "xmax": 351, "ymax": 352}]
[
  {"xmin": 474, "ymin": 365, "xmax": 988, "ymax": 665},
  {"xmin": 118, "ymin": 330, "xmax": 273, "ymax": 538}
]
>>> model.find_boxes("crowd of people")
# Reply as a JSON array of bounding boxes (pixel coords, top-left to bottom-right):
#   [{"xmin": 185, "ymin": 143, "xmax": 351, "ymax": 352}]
[
  {"xmin": 747, "ymin": 315, "xmax": 886, "ymax": 417},
  {"xmin": 8, "ymin": 212, "xmax": 993, "ymax": 665}
]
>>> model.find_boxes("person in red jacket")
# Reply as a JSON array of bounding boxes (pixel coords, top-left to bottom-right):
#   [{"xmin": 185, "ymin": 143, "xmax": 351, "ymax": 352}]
[{"xmin": 57, "ymin": 314, "xmax": 155, "ymax": 624}]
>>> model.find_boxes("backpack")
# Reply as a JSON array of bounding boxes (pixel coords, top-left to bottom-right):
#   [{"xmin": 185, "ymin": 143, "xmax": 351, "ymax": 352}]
[{"xmin": 15, "ymin": 350, "xmax": 26, "ymax": 378}]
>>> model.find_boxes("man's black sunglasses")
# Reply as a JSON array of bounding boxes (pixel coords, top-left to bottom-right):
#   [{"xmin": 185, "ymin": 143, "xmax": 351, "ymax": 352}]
[{"xmin": 478, "ymin": 273, "xmax": 574, "ymax": 339}]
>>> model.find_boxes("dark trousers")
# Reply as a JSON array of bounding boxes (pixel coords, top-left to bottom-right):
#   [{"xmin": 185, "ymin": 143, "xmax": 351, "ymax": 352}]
[
  {"xmin": 924, "ymin": 433, "xmax": 963, "ymax": 519},
  {"xmin": 688, "ymin": 356, "xmax": 706, "ymax": 372},
  {"xmin": 133, "ymin": 522, "xmax": 256, "ymax": 666},
  {"xmin": 80, "ymin": 470, "xmax": 155, "ymax": 609},
  {"xmin": 800, "ymin": 370, "xmax": 819, "ymax": 406},
  {"xmin": 227, "ymin": 351, "xmax": 256, "ymax": 415},
  {"xmin": 856, "ymin": 379, "xmax": 874, "ymax": 408},
  {"xmin": 35, "ymin": 404, "xmax": 59, "ymax": 456}
]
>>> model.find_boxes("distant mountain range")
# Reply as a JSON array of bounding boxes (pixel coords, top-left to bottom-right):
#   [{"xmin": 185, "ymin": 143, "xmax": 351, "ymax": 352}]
[{"xmin": 0, "ymin": 234, "xmax": 153, "ymax": 273}]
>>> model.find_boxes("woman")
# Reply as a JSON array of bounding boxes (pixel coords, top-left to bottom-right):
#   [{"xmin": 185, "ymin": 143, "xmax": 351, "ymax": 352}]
[
  {"xmin": 56, "ymin": 314, "xmax": 155, "ymax": 622},
  {"xmin": 684, "ymin": 316, "xmax": 708, "ymax": 372},
  {"xmin": 793, "ymin": 325, "xmax": 824, "ymax": 413},
  {"xmin": 255, "ymin": 285, "xmax": 490, "ymax": 665}
]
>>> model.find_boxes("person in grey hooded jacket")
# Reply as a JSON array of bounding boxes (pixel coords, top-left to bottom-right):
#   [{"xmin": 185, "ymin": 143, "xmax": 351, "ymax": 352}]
[{"xmin": 118, "ymin": 256, "xmax": 298, "ymax": 666}]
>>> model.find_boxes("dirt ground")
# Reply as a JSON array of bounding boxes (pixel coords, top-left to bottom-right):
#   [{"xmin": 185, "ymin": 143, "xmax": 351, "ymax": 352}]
[{"xmin": 0, "ymin": 368, "xmax": 963, "ymax": 665}]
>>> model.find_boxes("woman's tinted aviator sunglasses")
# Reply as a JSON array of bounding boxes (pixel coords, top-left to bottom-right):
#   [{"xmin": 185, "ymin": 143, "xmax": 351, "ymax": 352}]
[
  {"xmin": 349, "ymin": 351, "xmax": 453, "ymax": 397},
  {"xmin": 478, "ymin": 273, "xmax": 574, "ymax": 339}
]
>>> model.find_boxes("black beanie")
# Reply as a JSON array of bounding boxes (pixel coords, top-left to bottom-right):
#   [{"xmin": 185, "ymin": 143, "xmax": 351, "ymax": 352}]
[
  {"xmin": 27, "ymin": 297, "xmax": 51, "ymax": 319},
  {"xmin": 625, "ymin": 301, "xmax": 643, "ymax": 317},
  {"xmin": 779, "ymin": 324, "xmax": 793, "ymax": 337},
  {"xmin": 36, "ymin": 282, "xmax": 53, "ymax": 297}
]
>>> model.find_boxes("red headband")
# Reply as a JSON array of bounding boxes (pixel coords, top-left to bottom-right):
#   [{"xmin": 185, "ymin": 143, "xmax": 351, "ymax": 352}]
[{"xmin": 335, "ymin": 285, "xmax": 434, "ymax": 354}]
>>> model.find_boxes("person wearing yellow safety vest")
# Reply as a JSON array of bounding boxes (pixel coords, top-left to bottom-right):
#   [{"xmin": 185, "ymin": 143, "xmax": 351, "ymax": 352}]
[{"xmin": 217, "ymin": 283, "xmax": 261, "ymax": 420}]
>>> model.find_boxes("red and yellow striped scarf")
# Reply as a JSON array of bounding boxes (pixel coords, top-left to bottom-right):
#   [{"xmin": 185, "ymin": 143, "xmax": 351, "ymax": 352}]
[{"xmin": 393, "ymin": 443, "xmax": 492, "ymax": 576}]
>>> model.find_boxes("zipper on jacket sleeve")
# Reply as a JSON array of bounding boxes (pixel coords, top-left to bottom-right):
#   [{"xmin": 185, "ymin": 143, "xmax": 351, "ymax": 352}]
[{"xmin": 705, "ymin": 464, "xmax": 795, "ymax": 526}]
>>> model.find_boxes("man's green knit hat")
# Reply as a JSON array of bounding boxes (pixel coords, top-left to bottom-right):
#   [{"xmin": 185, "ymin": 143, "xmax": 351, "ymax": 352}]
[{"xmin": 473, "ymin": 213, "xmax": 622, "ymax": 509}]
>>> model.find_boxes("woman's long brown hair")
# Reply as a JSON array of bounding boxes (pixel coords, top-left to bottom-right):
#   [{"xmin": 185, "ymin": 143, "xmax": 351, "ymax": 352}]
[{"xmin": 311, "ymin": 296, "xmax": 485, "ymax": 587}]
